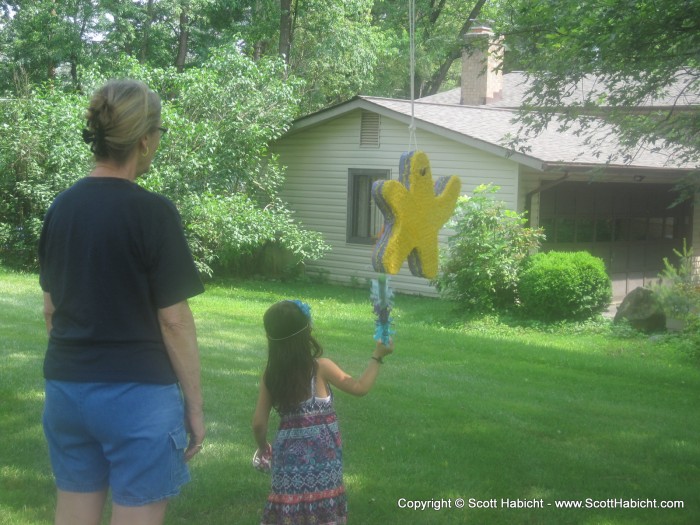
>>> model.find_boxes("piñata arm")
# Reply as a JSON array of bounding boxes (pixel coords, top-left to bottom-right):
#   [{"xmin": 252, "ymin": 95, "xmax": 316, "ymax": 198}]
[
  {"xmin": 433, "ymin": 176, "xmax": 462, "ymax": 224},
  {"xmin": 407, "ymin": 235, "xmax": 440, "ymax": 279}
]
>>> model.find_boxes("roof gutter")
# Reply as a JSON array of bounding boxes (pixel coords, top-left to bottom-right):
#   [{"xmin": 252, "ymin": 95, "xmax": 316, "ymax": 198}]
[{"xmin": 541, "ymin": 161, "xmax": 698, "ymax": 175}]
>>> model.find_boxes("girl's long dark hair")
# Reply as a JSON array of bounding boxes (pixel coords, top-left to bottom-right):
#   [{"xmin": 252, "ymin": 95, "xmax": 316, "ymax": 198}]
[{"xmin": 263, "ymin": 301, "xmax": 323, "ymax": 412}]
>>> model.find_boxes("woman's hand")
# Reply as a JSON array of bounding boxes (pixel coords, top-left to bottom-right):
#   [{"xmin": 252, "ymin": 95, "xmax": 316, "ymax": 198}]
[{"xmin": 184, "ymin": 406, "xmax": 206, "ymax": 462}]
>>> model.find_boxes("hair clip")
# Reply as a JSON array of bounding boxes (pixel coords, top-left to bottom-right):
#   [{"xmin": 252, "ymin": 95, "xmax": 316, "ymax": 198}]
[
  {"xmin": 82, "ymin": 128, "xmax": 96, "ymax": 144},
  {"xmin": 82, "ymin": 127, "xmax": 105, "ymax": 145}
]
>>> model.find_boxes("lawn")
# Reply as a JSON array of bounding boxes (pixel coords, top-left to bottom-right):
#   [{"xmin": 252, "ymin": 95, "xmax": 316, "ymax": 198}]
[{"xmin": 1, "ymin": 268, "xmax": 698, "ymax": 525}]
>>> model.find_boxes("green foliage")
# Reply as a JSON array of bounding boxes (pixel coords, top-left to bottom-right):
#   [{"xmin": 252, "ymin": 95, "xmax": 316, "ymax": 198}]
[
  {"xmin": 1, "ymin": 0, "xmax": 492, "ymax": 112},
  {"xmin": 0, "ymin": 50, "xmax": 328, "ymax": 276},
  {"xmin": 149, "ymin": 47, "xmax": 327, "ymax": 276},
  {"xmin": 0, "ymin": 87, "xmax": 90, "ymax": 269},
  {"xmin": 370, "ymin": 0, "xmax": 496, "ymax": 98},
  {"xmin": 434, "ymin": 184, "xmax": 544, "ymax": 313},
  {"xmin": 181, "ymin": 193, "xmax": 327, "ymax": 277},
  {"xmin": 677, "ymin": 314, "xmax": 700, "ymax": 361},
  {"xmin": 0, "ymin": 0, "xmax": 89, "ymax": 91},
  {"xmin": 290, "ymin": 0, "xmax": 382, "ymax": 113},
  {"xmin": 499, "ymin": 0, "xmax": 700, "ymax": 166},
  {"xmin": 0, "ymin": 0, "xmax": 237, "ymax": 93},
  {"xmin": 649, "ymin": 239, "xmax": 699, "ymax": 320},
  {"xmin": 519, "ymin": 251, "xmax": 612, "ymax": 321}
]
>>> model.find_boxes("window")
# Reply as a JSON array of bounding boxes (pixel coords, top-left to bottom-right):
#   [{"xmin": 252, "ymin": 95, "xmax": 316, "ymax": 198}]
[{"xmin": 347, "ymin": 169, "xmax": 389, "ymax": 244}]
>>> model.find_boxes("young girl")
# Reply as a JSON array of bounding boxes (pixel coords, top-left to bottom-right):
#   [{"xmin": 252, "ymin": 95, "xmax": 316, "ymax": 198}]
[{"xmin": 252, "ymin": 300, "xmax": 393, "ymax": 525}]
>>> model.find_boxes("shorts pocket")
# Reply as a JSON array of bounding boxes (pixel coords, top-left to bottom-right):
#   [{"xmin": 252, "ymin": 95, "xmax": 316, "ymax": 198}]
[{"xmin": 169, "ymin": 426, "xmax": 190, "ymax": 485}]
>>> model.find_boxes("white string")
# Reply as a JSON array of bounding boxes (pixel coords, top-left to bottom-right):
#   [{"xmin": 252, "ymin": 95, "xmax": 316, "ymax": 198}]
[{"xmin": 408, "ymin": 0, "xmax": 418, "ymax": 152}]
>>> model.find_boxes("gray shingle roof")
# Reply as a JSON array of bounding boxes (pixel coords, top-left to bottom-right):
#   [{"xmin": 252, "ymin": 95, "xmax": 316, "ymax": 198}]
[
  {"xmin": 417, "ymin": 71, "xmax": 700, "ymax": 108},
  {"xmin": 360, "ymin": 96, "xmax": 698, "ymax": 171}
]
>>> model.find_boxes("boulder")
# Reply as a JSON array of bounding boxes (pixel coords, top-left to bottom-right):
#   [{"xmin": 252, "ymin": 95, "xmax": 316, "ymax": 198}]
[{"xmin": 614, "ymin": 287, "xmax": 666, "ymax": 332}]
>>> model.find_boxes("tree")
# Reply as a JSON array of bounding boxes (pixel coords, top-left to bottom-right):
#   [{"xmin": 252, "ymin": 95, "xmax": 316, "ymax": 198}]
[
  {"xmin": 0, "ymin": 51, "xmax": 328, "ymax": 275},
  {"xmin": 1, "ymin": 0, "xmax": 503, "ymax": 109},
  {"xmin": 498, "ymin": 0, "xmax": 700, "ymax": 169},
  {"xmin": 369, "ymin": 0, "xmax": 495, "ymax": 98},
  {"xmin": 0, "ymin": 0, "xmax": 99, "ymax": 91},
  {"xmin": 290, "ymin": 0, "xmax": 382, "ymax": 112},
  {"xmin": 421, "ymin": 0, "xmax": 487, "ymax": 96},
  {"xmin": 98, "ymin": 0, "xmax": 220, "ymax": 72},
  {"xmin": 240, "ymin": 0, "xmax": 384, "ymax": 113},
  {"xmin": 0, "ymin": 87, "xmax": 90, "ymax": 267}
]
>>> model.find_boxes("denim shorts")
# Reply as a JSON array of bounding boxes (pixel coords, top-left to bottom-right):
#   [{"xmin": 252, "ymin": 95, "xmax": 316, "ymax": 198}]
[{"xmin": 43, "ymin": 380, "xmax": 190, "ymax": 506}]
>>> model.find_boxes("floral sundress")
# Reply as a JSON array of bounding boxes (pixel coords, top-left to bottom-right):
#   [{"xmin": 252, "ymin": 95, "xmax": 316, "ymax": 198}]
[{"xmin": 261, "ymin": 375, "xmax": 347, "ymax": 525}]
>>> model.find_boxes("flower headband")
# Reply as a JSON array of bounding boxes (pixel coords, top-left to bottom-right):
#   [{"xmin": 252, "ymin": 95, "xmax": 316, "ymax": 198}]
[
  {"xmin": 289, "ymin": 300, "xmax": 312, "ymax": 321},
  {"xmin": 266, "ymin": 300, "xmax": 313, "ymax": 341}
]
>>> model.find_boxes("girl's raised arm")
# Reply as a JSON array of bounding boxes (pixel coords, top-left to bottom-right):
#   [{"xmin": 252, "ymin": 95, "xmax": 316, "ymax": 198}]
[{"xmin": 318, "ymin": 340, "xmax": 393, "ymax": 397}]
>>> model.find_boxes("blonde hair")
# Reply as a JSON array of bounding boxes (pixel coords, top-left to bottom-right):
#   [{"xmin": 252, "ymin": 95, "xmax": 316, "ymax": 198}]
[{"xmin": 84, "ymin": 79, "xmax": 161, "ymax": 164}]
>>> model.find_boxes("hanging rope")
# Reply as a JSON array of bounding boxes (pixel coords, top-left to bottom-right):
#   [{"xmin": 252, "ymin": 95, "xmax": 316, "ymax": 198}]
[{"xmin": 408, "ymin": 0, "xmax": 418, "ymax": 152}]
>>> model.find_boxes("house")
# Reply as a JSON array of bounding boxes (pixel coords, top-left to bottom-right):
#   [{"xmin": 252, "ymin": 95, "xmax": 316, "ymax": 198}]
[{"xmin": 272, "ymin": 28, "xmax": 699, "ymax": 301}]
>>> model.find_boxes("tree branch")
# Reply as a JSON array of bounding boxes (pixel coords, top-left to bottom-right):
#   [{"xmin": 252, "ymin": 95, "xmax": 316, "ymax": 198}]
[{"xmin": 423, "ymin": 0, "xmax": 488, "ymax": 96}]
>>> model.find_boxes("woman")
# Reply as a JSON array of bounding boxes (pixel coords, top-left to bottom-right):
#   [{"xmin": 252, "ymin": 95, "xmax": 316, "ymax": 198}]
[{"xmin": 39, "ymin": 79, "xmax": 205, "ymax": 525}]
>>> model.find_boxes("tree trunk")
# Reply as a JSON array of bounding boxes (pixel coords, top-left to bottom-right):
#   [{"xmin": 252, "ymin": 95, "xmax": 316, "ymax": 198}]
[
  {"xmin": 71, "ymin": 3, "xmax": 91, "ymax": 90},
  {"xmin": 70, "ymin": 56, "xmax": 78, "ymax": 85},
  {"xmin": 47, "ymin": 0, "xmax": 57, "ymax": 80},
  {"xmin": 251, "ymin": 0, "xmax": 268, "ymax": 61},
  {"xmin": 141, "ymin": 0, "xmax": 155, "ymax": 63},
  {"xmin": 279, "ymin": 0, "xmax": 293, "ymax": 63},
  {"xmin": 175, "ymin": 8, "xmax": 189, "ymax": 72}
]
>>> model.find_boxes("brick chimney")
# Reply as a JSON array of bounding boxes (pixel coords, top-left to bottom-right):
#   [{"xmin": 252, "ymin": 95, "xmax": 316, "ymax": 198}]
[{"xmin": 460, "ymin": 25, "xmax": 503, "ymax": 105}]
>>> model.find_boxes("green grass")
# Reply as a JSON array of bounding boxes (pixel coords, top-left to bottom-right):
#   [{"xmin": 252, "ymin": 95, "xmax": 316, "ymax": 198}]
[{"xmin": 1, "ymin": 268, "xmax": 699, "ymax": 525}]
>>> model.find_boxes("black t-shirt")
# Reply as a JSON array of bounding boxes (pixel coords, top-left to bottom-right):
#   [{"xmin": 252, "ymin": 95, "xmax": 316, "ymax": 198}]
[{"xmin": 39, "ymin": 177, "xmax": 204, "ymax": 384}]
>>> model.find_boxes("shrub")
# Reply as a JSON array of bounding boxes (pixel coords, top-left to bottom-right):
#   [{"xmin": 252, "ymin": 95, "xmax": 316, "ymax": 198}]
[
  {"xmin": 678, "ymin": 315, "xmax": 700, "ymax": 361},
  {"xmin": 434, "ymin": 184, "xmax": 544, "ymax": 313},
  {"xmin": 181, "ymin": 192, "xmax": 327, "ymax": 278},
  {"xmin": 0, "ymin": 88, "xmax": 89, "ymax": 269},
  {"xmin": 518, "ymin": 251, "xmax": 612, "ymax": 321},
  {"xmin": 649, "ymin": 239, "xmax": 699, "ymax": 321},
  {"xmin": 0, "ymin": 51, "xmax": 329, "ymax": 276}
]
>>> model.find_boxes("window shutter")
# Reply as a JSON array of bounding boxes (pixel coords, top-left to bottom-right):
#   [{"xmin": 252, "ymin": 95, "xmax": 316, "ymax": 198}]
[{"xmin": 360, "ymin": 111, "xmax": 380, "ymax": 148}]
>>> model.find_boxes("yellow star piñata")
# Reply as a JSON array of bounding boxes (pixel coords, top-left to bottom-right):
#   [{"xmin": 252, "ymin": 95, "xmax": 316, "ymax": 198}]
[{"xmin": 372, "ymin": 151, "xmax": 461, "ymax": 279}]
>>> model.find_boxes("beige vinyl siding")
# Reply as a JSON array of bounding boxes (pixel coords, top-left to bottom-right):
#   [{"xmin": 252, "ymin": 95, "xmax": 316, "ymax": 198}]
[{"xmin": 273, "ymin": 109, "xmax": 520, "ymax": 296}]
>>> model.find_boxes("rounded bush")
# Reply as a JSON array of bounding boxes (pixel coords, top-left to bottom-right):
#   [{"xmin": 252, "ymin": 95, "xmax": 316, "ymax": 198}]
[
  {"xmin": 518, "ymin": 251, "xmax": 612, "ymax": 321},
  {"xmin": 434, "ymin": 184, "xmax": 544, "ymax": 313}
]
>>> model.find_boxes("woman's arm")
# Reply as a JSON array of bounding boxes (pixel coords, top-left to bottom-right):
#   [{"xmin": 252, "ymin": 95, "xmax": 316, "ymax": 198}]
[
  {"xmin": 318, "ymin": 340, "xmax": 394, "ymax": 397},
  {"xmin": 43, "ymin": 292, "xmax": 55, "ymax": 336},
  {"xmin": 158, "ymin": 300, "xmax": 205, "ymax": 461},
  {"xmin": 252, "ymin": 378, "xmax": 272, "ymax": 453}
]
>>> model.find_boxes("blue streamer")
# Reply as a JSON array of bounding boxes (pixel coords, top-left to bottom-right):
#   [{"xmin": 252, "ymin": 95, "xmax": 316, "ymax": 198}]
[{"xmin": 370, "ymin": 274, "xmax": 395, "ymax": 345}]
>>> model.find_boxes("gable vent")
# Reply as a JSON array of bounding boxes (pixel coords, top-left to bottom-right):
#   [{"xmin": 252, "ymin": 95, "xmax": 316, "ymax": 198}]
[{"xmin": 360, "ymin": 111, "xmax": 380, "ymax": 148}]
